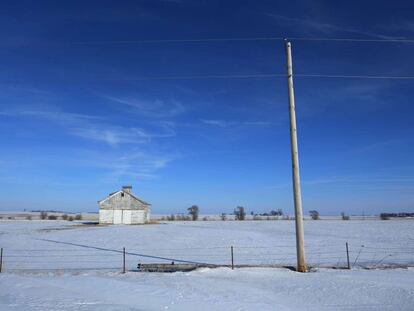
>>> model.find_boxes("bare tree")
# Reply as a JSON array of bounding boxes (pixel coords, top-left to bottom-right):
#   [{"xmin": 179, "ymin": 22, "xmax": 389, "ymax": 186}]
[
  {"xmin": 309, "ymin": 210, "xmax": 320, "ymax": 220},
  {"xmin": 187, "ymin": 205, "xmax": 199, "ymax": 221},
  {"xmin": 40, "ymin": 211, "xmax": 48, "ymax": 220},
  {"xmin": 221, "ymin": 213, "xmax": 227, "ymax": 221},
  {"xmin": 234, "ymin": 206, "xmax": 246, "ymax": 221},
  {"xmin": 270, "ymin": 209, "xmax": 283, "ymax": 216},
  {"xmin": 380, "ymin": 213, "xmax": 390, "ymax": 220},
  {"xmin": 341, "ymin": 212, "xmax": 350, "ymax": 220}
]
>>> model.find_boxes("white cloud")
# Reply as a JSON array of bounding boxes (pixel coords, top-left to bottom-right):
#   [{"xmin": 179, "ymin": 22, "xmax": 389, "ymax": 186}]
[
  {"xmin": 0, "ymin": 107, "xmax": 102, "ymax": 123},
  {"xmin": 71, "ymin": 127, "xmax": 150, "ymax": 145},
  {"xmin": 348, "ymin": 139, "xmax": 404, "ymax": 155},
  {"xmin": 0, "ymin": 106, "xmax": 176, "ymax": 146},
  {"xmin": 99, "ymin": 151, "xmax": 176, "ymax": 181},
  {"xmin": 266, "ymin": 13, "xmax": 393, "ymax": 39},
  {"xmin": 201, "ymin": 119, "xmax": 232, "ymax": 127},
  {"xmin": 104, "ymin": 96, "xmax": 186, "ymax": 118},
  {"xmin": 201, "ymin": 119, "xmax": 274, "ymax": 128}
]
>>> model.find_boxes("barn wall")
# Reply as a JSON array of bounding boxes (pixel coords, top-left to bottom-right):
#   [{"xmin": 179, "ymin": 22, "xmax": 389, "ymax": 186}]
[
  {"xmin": 98, "ymin": 190, "xmax": 151, "ymax": 224},
  {"xmin": 99, "ymin": 210, "xmax": 114, "ymax": 224},
  {"xmin": 146, "ymin": 208, "xmax": 151, "ymax": 222},
  {"xmin": 100, "ymin": 192, "xmax": 148, "ymax": 210},
  {"xmin": 99, "ymin": 209, "xmax": 148, "ymax": 224},
  {"xmin": 130, "ymin": 210, "xmax": 147, "ymax": 224}
]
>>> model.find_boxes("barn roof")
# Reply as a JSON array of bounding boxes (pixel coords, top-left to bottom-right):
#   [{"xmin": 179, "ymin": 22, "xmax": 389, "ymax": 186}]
[{"xmin": 98, "ymin": 190, "xmax": 151, "ymax": 206}]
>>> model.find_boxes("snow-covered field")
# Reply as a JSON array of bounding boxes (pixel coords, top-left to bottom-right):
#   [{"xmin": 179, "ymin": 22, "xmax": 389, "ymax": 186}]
[
  {"xmin": 1, "ymin": 220, "xmax": 413, "ymax": 270},
  {"xmin": 0, "ymin": 220, "xmax": 413, "ymax": 310},
  {"xmin": 1, "ymin": 267, "xmax": 414, "ymax": 311}
]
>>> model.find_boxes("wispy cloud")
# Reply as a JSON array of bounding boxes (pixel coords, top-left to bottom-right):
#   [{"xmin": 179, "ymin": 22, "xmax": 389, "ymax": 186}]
[
  {"xmin": 297, "ymin": 81, "xmax": 390, "ymax": 119},
  {"xmin": 201, "ymin": 119, "xmax": 232, "ymax": 127},
  {"xmin": 379, "ymin": 20, "xmax": 414, "ymax": 35},
  {"xmin": 104, "ymin": 96, "xmax": 186, "ymax": 118},
  {"xmin": 201, "ymin": 119, "xmax": 275, "ymax": 128},
  {"xmin": 71, "ymin": 127, "xmax": 151, "ymax": 145},
  {"xmin": 70, "ymin": 119, "xmax": 176, "ymax": 146},
  {"xmin": 0, "ymin": 106, "xmax": 102, "ymax": 121},
  {"xmin": 118, "ymin": 152, "xmax": 172, "ymax": 177},
  {"xmin": 266, "ymin": 13, "xmax": 393, "ymax": 39},
  {"xmin": 5, "ymin": 86, "xmax": 51, "ymax": 95},
  {"xmin": 339, "ymin": 83, "xmax": 386, "ymax": 102},
  {"xmin": 92, "ymin": 151, "xmax": 176, "ymax": 181},
  {"xmin": 0, "ymin": 106, "xmax": 176, "ymax": 146},
  {"xmin": 0, "ymin": 145, "xmax": 176, "ymax": 184}
]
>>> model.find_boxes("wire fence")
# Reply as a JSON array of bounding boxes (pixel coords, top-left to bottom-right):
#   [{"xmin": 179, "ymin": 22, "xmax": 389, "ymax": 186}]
[{"xmin": 1, "ymin": 242, "xmax": 413, "ymax": 273}]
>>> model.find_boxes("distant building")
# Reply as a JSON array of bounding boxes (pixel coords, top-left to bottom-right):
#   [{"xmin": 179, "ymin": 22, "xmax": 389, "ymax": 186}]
[{"xmin": 98, "ymin": 186, "xmax": 151, "ymax": 224}]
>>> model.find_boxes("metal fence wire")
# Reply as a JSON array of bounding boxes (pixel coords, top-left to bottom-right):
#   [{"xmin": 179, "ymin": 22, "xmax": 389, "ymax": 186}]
[{"xmin": 1, "ymin": 242, "xmax": 413, "ymax": 272}]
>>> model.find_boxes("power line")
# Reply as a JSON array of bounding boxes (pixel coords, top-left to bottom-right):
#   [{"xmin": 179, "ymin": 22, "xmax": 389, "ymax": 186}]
[
  {"xmin": 65, "ymin": 37, "xmax": 414, "ymax": 45},
  {"xmin": 0, "ymin": 73, "xmax": 286, "ymax": 83},
  {"xmin": 69, "ymin": 37, "xmax": 285, "ymax": 45},
  {"xmin": 295, "ymin": 74, "xmax": 414, "ymax": 79},
  {"xmin": 119, "ymin": 73, "xmax": 286, "ymax": 80},
  {"xmin": 3, "ymin": 73, "xmax": 414, "ymax": 83},
  {"xmin": 290, "ymin": 37, "xmax": 414, "ymax": 43},
  {"xmin": 7, "ymin": 36, "xmax": 408, "ymax": 46}
]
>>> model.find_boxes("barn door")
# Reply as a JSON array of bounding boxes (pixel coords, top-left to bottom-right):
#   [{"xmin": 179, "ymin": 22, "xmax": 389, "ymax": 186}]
[
  {"xmin": 123, "ymin": 210, "xmax": 132, "ymax": 224},
  {"xmin": 113, "ymin": 210, "xmax": 123, "ymax": 224}
]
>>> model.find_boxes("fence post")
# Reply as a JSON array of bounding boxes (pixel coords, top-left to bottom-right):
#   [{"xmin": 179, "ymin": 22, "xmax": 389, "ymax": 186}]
[
  {"xmin": 346, "ymin": 242, "xmax": 350, "ymax": 269},
  {"xmin": 0, "ymin": 248, "xmax": 3, "ymax": 273},
  {"xmin": 231, "ymin": 246, "xmax": 234, "ymax": 270},
  {"xmin": 123, "ymin": 247, "xmax": 126, "ymax": 274}
]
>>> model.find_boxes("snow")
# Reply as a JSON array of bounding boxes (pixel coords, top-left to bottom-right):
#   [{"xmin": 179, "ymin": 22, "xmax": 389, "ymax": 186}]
[
  {"xmin": 1, "ymin": 220, "xmax": 413, "ymax": 270},
  {"xmin": 1, "ymin": 268, "xmax": 414, "ymax": 310},
  {"xmin": 0, "ymin": 220, "xmax": 413, "ymax": 310}
]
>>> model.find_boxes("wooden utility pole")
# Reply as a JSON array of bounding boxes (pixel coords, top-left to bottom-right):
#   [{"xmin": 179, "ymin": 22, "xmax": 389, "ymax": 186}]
[
  {"xmin": 123, "ymin": 247, "xmax": 126, "ymax": 274},
  {"xmin": 285, "ymin": 39, "xmax": 307, "ymax": 272},
  {"xmin": 231, "ymin": 246, "xmax": 234, "ymax": 270},
  {"xmin": 346, "ymin": 242, "xmax": 351, "ymax": 269}
]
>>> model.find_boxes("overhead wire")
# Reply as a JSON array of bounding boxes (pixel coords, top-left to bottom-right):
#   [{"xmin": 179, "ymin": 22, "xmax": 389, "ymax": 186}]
[
  {"xmin": 289, "ymin": 37, "xmax": 414, "ymax": 43},
  {"xmin": 4, "ymin": 36, "xmax": 414, "ymax": 82},
  {"xmin": 65, "ymin": 37, "xmax": 414, "ymax": 45},
  {"xmin": 295, "ymin": 74, "xmax": 414, "ymax": 80},
  {"xmin": 4, "ymin": 73, "xmax": 414, "ymax": 83}
]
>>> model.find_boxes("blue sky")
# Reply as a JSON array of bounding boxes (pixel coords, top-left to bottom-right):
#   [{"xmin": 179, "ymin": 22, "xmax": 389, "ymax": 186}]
[{"xmin": 1, "ymin": 0, "xmax": 414, "ymax": 215}]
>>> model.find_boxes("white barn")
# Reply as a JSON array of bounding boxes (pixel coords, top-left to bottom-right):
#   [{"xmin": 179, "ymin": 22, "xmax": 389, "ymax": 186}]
[{"xmin": 98, "ymin": 186, "xmax": 151, "ymax": 224}]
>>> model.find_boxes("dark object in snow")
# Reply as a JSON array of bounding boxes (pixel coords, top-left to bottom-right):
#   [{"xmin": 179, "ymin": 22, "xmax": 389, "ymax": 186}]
[{"xmin": 137, "ymin": 263, "xmax": 203, "ymax": 273}]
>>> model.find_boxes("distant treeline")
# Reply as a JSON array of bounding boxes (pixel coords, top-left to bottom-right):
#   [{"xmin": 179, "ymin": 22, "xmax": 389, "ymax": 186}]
[
  {"xmin": 380, "ymin": 212, "xmax": 414, "ymax": 219},
  {"xmin": 31, "ymin": 210, "xmax": 68, "ymax": 213}
]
